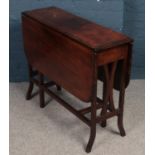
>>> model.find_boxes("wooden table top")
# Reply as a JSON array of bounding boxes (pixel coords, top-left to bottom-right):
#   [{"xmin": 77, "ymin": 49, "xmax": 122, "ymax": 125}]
[{"xmin": 22, "ymin": 6, "xmax": 133, "ymax": 52}]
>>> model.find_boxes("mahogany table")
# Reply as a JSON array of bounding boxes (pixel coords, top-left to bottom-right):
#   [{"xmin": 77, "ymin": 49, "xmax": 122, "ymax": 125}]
[{"xmin": 22, "ymin": 7, "xmax": 133, "ymax": 153}]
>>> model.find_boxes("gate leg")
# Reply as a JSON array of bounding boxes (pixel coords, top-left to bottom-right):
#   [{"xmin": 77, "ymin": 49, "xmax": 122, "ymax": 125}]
[
  {"xmin": 100, "ymin": 80, "xmax": 108, "ymax": 127},
  {"xmin": 39, "ymin": 73, "xmax": 45, "ymax": 108},
  {"xmin": 26, "ymin": 65, "xmax": 34, "ymax": 100},
  {"xmin": 100, "ymin": 63, "xmax": 117, "ymax": 127}
]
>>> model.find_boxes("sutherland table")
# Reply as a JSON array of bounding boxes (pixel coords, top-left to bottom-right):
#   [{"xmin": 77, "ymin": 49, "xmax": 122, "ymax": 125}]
[{"xmin": 22, "ymin": 7, "xmax": 133, "ymax": 153}]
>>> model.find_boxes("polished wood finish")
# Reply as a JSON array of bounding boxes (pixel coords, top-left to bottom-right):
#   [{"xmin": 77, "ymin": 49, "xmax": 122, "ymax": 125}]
[
  {"xmin": 22, "ymin": 7, "xmax": 133, "ymax": 153},
  {"xmin": 22, "ymin": 7, "xmax": 132, "ymax": 52},
  {"xmin": 22, "ymin": 15, "xmax": 93, "ymax": 102},
  {"xmin": 97, "ymin": 45, "xmax": 128, "ymax": 65}
]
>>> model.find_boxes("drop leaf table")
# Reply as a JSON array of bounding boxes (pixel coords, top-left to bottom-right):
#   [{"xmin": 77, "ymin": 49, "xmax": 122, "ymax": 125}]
[{"xmin": 22, "ymin": 7, "xmax": 133, "ymax": 153}]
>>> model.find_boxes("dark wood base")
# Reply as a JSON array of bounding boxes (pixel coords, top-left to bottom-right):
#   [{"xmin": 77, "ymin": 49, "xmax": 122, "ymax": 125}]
[{"xmin": 26, "ymin": 64, "xmax": 126, "ymax": 153}]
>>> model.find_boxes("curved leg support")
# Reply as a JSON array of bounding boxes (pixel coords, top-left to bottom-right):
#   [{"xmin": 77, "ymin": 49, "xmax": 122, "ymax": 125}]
[
  {"xmin": 86, "ymin": 127, "xmax": 96, "ymax": 153},
  {"xmin": 117, "ymin": 60, "xmax": 126, "ymax": 137},
  {"xmin": 100, "ymin": 63, "xmax": 117, "ymax": 127},
  {"xmin": 86, "ymin": 99, "xmax": 96, "ymax": 153}
]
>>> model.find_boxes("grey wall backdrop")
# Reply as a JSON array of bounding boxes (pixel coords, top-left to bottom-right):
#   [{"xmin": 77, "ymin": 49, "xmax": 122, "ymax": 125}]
[{"xmin": 9, "ymin": 0, "xmax": 145, "ymax": 81}]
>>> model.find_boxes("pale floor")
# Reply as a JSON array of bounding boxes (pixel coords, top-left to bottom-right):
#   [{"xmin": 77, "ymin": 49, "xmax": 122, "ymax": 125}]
[{"xmin": 10, "ymin": 80, "xmax": 144, "ymax": 155}]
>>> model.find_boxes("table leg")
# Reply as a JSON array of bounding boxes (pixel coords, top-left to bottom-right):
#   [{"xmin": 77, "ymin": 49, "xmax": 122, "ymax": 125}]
[
  {"xmin": 100, "ymin": 79, "xmax": 108, "ymax": 127},
  {"xmin": 86, "ymin": 97, "xmax": 97, "ymax": 153},
  {"xmin": 117, "ymin": 60, "xmax": 126, "ymax": 136},
  {"xmin": 86, "ymin": 55, "xmax": 97, "ymax": 153},
  {"xmin": 39, "ymin": 73, "xmax": 45, "ymax": 108},
  {"xmin": 26, "ymin": 65, "xmax": 34, "ymax": 100}
]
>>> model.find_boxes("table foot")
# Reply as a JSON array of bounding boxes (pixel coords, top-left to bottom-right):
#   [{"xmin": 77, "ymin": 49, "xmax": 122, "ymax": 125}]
[
  {"xmin": 56, "ymin": 85, "xmax": 62, "ymax": 91},
  {"xmin": 118, "ymin": 114, "xmax": 126, "ymax": 136},
  {"xmin": 86, "ymin": 124, "xmax": 96, "ymax": 153},
  {"xmin": 100, "ymin": 121, "xmax": 106, "ymax": 127}
]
